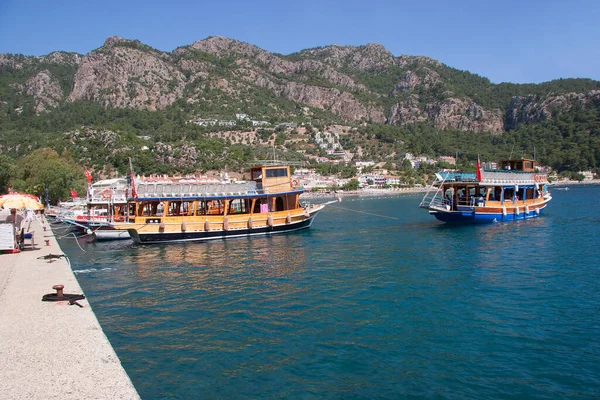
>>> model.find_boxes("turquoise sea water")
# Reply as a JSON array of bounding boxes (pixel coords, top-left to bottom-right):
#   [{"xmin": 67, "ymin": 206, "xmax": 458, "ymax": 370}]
[{"xmin": 60, "ymin": 186, "xmax": 600, "ymax": 399}]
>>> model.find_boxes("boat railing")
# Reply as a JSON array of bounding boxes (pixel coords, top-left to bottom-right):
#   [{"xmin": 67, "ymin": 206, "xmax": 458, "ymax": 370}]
[
  {"xmin": 136, "ymin": 182, "xmax": 257, "ymax": 198},
  {"xmin": 88, "ymin": 188, "xmax": 128, "ymax": 204},
  {"xmin": 419, "ymin": 177, "xmax": 448, "ymax": 211}
]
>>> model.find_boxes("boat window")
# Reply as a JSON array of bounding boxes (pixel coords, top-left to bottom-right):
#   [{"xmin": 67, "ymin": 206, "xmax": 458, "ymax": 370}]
[
  {"xmin": 275, "ymin": 197, "xmax": 284, "ymax": 211},
  {"xmin": 229, "ymin": 199, "xmax": 248, "ymax": 214},
  {"xmin": 252, "ymin": 170, "xmax": 262, "ymax": 180},
  {"xmin": 266, "ymin": 168, "xmax": 288, "ymax": 178},
  {"xmin": 525, "ymin": 187, "xmax": 534, "ymax": 200},
  {"xmin": 206, "ymin": 200, "xmax": 224, "ymax": 215},
  {"xmin": 195, "ymin": 200, "xmax": 207, "ymax": 215},
  {"xmin": 168, "ymin": 202, "xmax": 179, "ymax": 216},
  {"xmin": 494, "ymin": 187, "xmax": 502, "ymax": 201},
  {"xmin": 254, "ymin": 199, "xmax": 270, "ymax": 213},
  {"xmin": 443, "ymin": 188, "xmax": 455, "ymax": 204},
  {"xmin": 457, "ymin": 186, "xmax": 467, "ymax": 202}
]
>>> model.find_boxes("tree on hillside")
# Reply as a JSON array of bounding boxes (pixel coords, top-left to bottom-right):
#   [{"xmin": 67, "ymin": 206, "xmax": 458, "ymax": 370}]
[
  {"xmin": 10, "ymin": 148, "xmax": 87, "ymax": 204},
  {"xmin": 342, "ymin": 179, "xmax": 359, "ymax": 191},
  {"xmin": 0, "ymin": 155, "xmax": 14, "ymax": 194}
]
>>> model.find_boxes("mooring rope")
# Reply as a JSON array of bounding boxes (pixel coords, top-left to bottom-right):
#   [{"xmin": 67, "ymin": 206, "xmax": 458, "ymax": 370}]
[
  {"xmin": 55, "ymin": 231, "xmax": 87, "ymax": 252},
  {"xmin": 71, "ymin": 233, "xmax": 87, "ymax": 252},
  {"xmin": 328, "ymin": 205, "xmax": 399, "ymax": 220}
]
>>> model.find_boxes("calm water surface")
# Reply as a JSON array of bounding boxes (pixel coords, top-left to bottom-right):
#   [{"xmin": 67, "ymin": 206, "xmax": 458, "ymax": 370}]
[{"xmin": 60, "ymin": 187, "xmax": 600, "ymax": 399}]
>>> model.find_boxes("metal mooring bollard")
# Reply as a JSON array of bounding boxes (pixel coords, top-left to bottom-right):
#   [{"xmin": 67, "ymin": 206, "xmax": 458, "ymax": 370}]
[
  {"xmin": 52, "ymin": 284, "xmax": 64, "ymax": 298},
  {"xmin": 45, "ymin": 240, "xmax": 50, "ymax": 246}
]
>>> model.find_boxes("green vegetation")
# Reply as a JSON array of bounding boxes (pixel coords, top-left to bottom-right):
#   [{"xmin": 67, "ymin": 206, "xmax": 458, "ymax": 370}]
[
  {"xmin": 358, "ymin": 94, "xmax": 600, "ymax": 172},
  {"xmin": 9, "ymin": 148, "xmax": 86, "ymax": 203},
  {"xmin": 1, "ymin": 43, "xmax": 599, "ymax": 200}
]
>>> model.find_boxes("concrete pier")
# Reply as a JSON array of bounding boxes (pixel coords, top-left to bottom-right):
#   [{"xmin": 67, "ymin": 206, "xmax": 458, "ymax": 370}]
[{"xmin": 0, "ymin": 214, "xmax": 140, "ymax": 399}]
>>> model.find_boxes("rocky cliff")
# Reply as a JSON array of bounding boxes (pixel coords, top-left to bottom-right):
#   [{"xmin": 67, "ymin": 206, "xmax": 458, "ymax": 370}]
[{"xmin": 1, "ymin": 36, "xmax": 599, "ymax": 134}]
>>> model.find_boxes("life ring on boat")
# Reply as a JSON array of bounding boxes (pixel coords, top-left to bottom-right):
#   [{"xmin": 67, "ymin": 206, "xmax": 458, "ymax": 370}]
[
  {"xmin": 291, "ymin": 178, "xmax": 299, "ymax": 188},
  {"xmin": 101, "ymin": 189, "xmax": 112, "ymax": 199}
]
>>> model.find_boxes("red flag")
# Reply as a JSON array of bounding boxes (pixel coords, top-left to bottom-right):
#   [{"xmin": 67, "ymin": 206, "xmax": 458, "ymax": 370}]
[
  {"xmin": 70, "ymin": 189, "xmax": 78, "ymax": 198},
  {"xmin": 128, "ymin": 158, "xmax": 138, "ymax": 198},
  {"xmin": 130, "ymin": 170, "xmax": 138, "ymax": 198},
  {"xmin": 85, "ymin": 168, "xmax": 92, "ymax": 183},
  {"xmin": 476, "ymin": 155, "xmax": 482, "ymax": 182}
]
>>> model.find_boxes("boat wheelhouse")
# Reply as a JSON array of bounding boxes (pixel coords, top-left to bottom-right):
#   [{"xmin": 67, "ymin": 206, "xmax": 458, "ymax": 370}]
[
  {"xmin": 111, "ymin": 164, "xmax": 332, "ymax": 244},
  {"xmin": 419, "ymin": 158, "xmax": 552, "ymax": 224}
]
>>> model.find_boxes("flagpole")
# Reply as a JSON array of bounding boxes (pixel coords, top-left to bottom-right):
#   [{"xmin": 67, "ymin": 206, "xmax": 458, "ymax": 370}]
[{"xmin": 128, "ymin": 158, "xmax": 137, "ymax": 199}]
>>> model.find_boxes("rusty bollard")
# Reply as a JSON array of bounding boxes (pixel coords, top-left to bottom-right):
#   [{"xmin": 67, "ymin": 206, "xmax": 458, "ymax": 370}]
[
  {"xmin": 45, "ymin": 239, "xmax": 50, "ymax": 246},
  {"xmin": 52, "ymin": 284, "xmax": 64, "ymax": 298}
]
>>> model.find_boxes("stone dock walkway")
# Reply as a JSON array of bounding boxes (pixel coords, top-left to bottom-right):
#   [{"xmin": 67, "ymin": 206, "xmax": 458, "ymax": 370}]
[{"xmin": 0, "ymin": 215, "xmax": 140, "ymax": 399}]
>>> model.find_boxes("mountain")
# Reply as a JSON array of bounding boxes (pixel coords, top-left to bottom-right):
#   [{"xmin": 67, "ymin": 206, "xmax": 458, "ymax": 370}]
[{"xmin": 1, "ymin": 36, "xmax": 599, "ymax": 176}]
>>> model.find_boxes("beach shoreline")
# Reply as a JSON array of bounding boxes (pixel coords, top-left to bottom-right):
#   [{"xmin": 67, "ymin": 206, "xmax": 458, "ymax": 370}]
[
  {"xmin": 300, "ymin": 179, "xmax": 600, "ymax": 200},
  {"xmin": 548, "ymin": 179, "xmax": 600, "ymax": 186},
  {"xmin": 300, "ymin": 187, "xmax": 428, "ymax": 200}
]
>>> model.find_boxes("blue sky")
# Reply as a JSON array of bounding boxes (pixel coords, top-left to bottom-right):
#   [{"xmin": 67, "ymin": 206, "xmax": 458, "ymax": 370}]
[{"xmin": 0, "ymin": 0, "xmax": 598, "ymax": 84}]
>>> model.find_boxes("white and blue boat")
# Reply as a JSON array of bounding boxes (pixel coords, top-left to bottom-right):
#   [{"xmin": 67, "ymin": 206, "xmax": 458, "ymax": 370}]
[{"xmin": 419, "ymin": 158, "xmax": 552, "ymax": 224}]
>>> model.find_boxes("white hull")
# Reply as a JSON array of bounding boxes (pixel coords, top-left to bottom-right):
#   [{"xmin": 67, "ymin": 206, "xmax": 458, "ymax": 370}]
[{"xmin": 93, "ymin": 229, "xmax": 131, "ymax": 241}]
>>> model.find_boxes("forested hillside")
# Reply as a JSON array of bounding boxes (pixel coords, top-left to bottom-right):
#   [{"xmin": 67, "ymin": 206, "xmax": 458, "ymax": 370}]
[{"xmin": 1, "ymin": 36, "xmax": 599, "ymax": 201}]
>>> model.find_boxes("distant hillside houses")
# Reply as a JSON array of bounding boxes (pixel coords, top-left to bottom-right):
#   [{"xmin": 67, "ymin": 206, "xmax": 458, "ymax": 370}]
[
  {"xmin": 358, "ymin": 173, "xmax": 386, "ymax": 188},
  {"xmin": 190, "ymin": 119, "xmax": 234, "ymax": 127},
  {"xmin": 438, "ymin": 156, "xmax": 456, "ymax": 165},
  {"xmin": 235, "ymin": 114, "xmax": 270, "ymax": 126},
  {"xmin": 304, "ymin": 154, "xmax": 339, "ymax": 164},
  {"xmin": 314, "ymin": 130, "xmax": 349, "ymax": 161},
  {"xmin": 275, "ymin": 123, "xmax": 297, "ymax": 130},
  {"xmin": 295, "ymin": 166, "xmax": 408, "ymax": 190},
  {"xmin": 384, "ymin": 175, "xmax": 405, "ymax": 186},
  {"xmin": 403, "ymin": 153, "xmax": 436, "ymax": 169},
  {"xmin": 580, "ymin": 170, "xmax": 595, "ymax": 180},
  {"xmin": 189, "ymin": 113, "xmax": 270, "ymax": 127},
  {"xmin": 354, "ymin": 161, "xmax": 375, "ymax": 172},
  {"xmin": 294, "ymin": 168, "xmax": 337, "ymax": 191}
]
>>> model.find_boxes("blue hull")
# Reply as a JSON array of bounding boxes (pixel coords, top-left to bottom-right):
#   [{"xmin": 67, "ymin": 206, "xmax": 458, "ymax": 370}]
[{"xmin": 431, "ymin": 209, "xmax": 545, "ymax": 224}]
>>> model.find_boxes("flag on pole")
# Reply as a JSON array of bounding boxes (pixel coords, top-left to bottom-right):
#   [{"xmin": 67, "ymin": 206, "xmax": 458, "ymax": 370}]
[
  {"xmin": 128, "ymin": 158, "xmax": 138, "ymax": 198},
  {"xmin": 476, "ymin": 155, "xmax": 482, "ymax": 182},
  {"xmin": 84, "ymin": 168, "xmax": 92, "ymax": 183}
]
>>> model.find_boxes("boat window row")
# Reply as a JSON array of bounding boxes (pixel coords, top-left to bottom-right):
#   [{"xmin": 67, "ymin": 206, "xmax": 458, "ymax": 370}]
[
  {"xmin": 443, "ymin": 184, "xmax": 546, "ymax": 208},
  {"xmin": 128, "ymin": 196, "xmax": 293, "ymax": 217}
]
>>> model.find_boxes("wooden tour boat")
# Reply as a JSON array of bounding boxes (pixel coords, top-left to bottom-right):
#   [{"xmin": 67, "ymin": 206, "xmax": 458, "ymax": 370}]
[
  {"xmin": 111, "ymin": 163, "xmax": 335, "ymax": 244},
  {"xmin": 419, "ymin": 158, "xmax": 552, "ymax": 224}
]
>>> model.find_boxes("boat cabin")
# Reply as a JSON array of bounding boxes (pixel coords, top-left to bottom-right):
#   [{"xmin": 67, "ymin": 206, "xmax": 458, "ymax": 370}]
[
  {"xmin": 251, "ymin": 165, "xmax": 292, "ymax": 194},
  {"xmin": 435, "ymin": 158, "xmax": 548, "ymax": 211},
  {"xmin": 122, "ymin": 164, "xmax": 302, "ymax": 222},
  {"xmin": 499, "ymin": 158, "xmax": 536, "ymax": 172}
]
